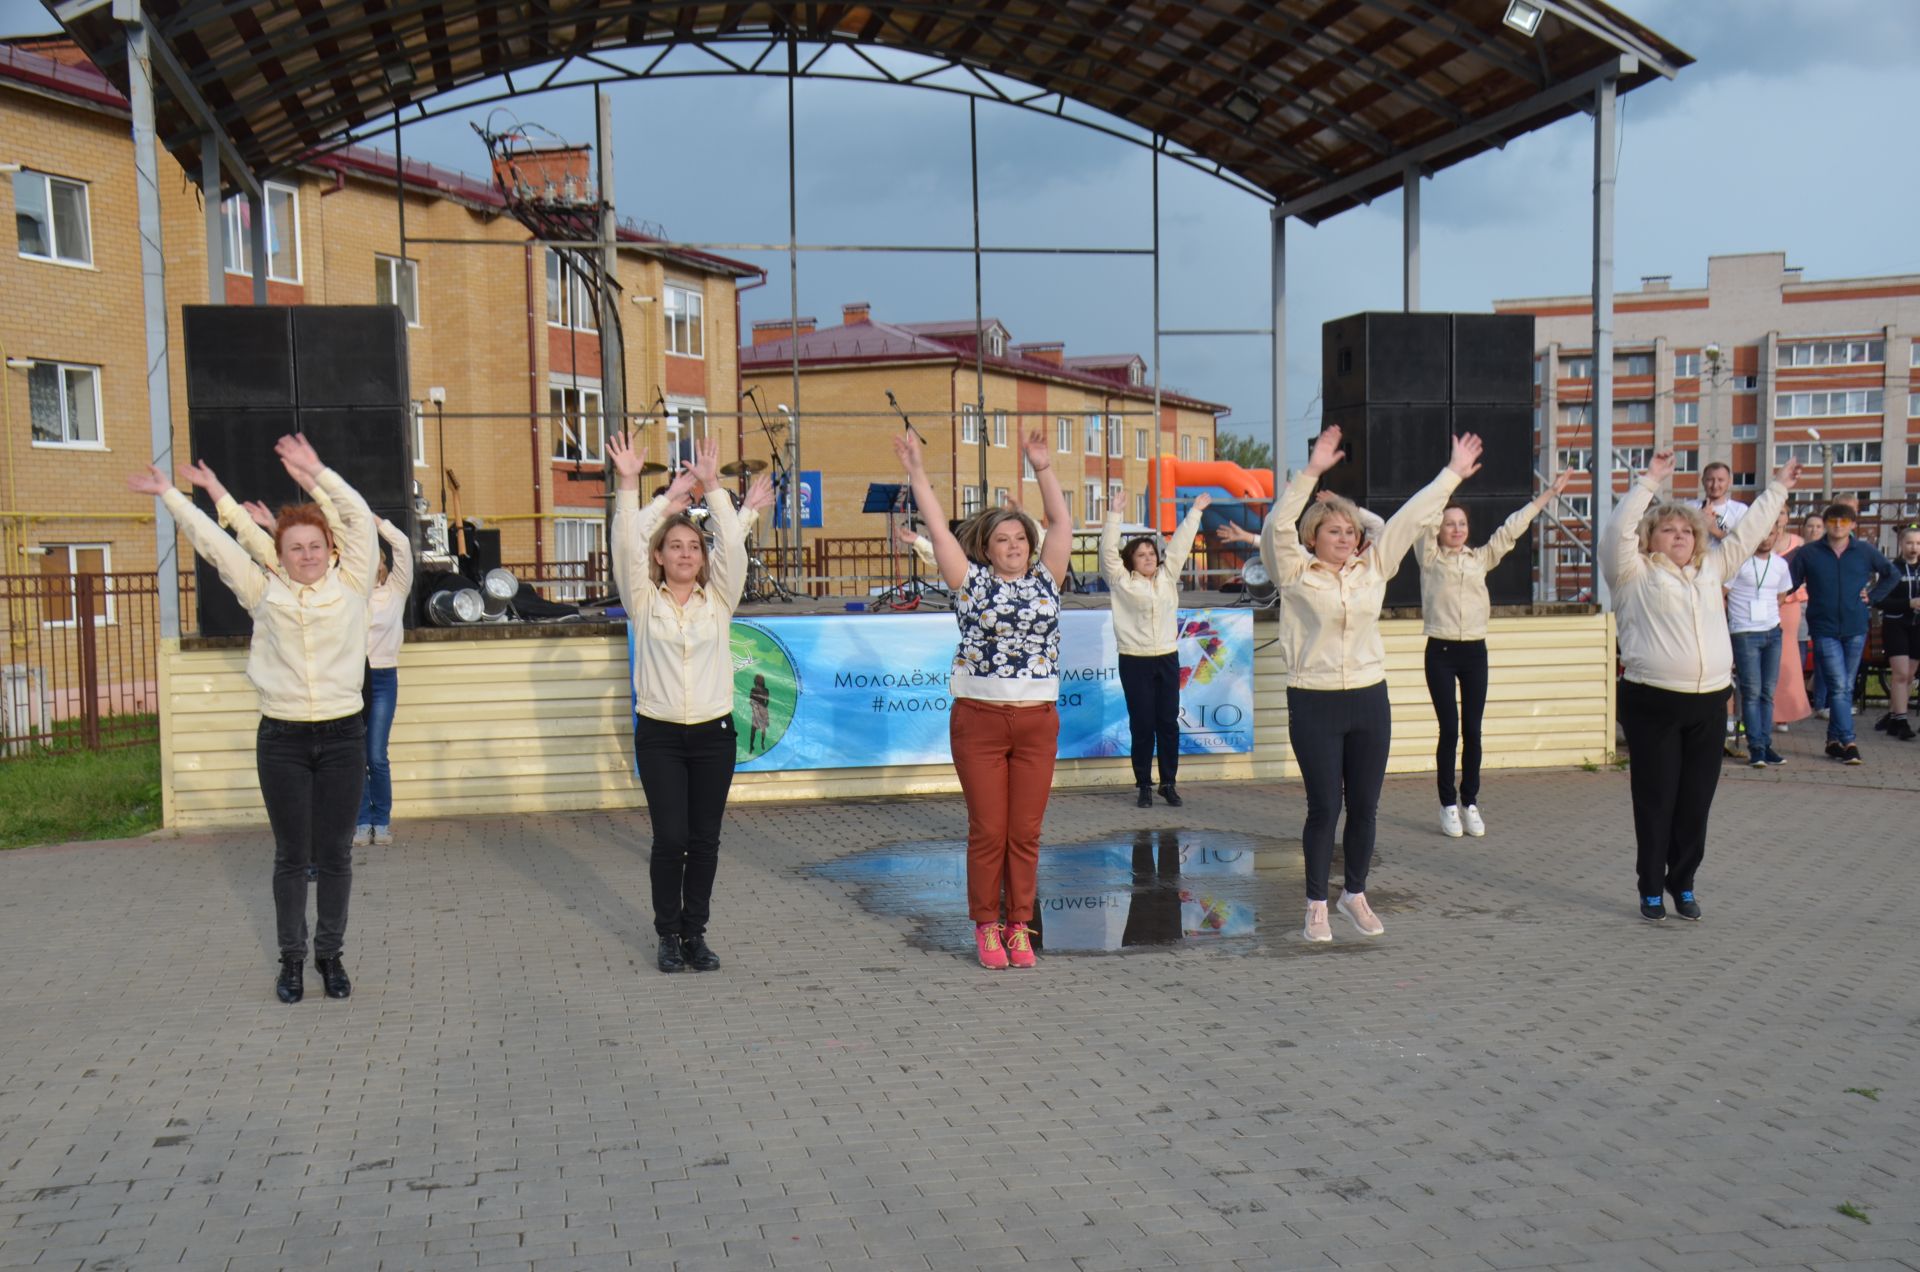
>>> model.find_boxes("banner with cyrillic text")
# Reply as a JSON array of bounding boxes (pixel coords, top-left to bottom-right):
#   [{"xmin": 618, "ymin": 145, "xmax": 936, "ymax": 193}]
[{"xmin": 709, "ymin": 608, "xmax": 1253, "ymax": 772}]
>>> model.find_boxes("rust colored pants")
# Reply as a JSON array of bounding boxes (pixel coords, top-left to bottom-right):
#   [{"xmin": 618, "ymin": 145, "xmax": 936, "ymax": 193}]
[{"xmin": 949, "ymin": 698, "xmax": 1060, "ymax": 925}]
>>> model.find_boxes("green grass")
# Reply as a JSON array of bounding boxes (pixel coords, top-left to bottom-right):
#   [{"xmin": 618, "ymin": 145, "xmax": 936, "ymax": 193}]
[
  {"xmin": 1844, "ymin": 1087, "xmax": 1882, "ymax": 1101},
  {"xmin": 0, "ymin": 743, "xmax": 162, "ymax": 850},
  {"xmin": 1836, "ymin": 1202, "xmax": 1872, "ymax": 1224}
]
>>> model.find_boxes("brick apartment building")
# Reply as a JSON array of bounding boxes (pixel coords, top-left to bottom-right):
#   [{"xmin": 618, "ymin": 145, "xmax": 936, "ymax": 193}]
[
  {"xmin": 1497, "ymin": 252, "xmax": 1920, "ymax": 594},
  {"xmin": 741, "ymin": 303, "xmax": 1227, "ymax": 543},
  {"xmin": 0, "ymin": 36, "xmax": 758, "ymax": 609}
]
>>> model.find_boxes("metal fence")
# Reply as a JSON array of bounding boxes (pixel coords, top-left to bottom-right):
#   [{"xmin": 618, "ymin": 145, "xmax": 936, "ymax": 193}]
[{"xmin": 0, "ymin": 570, "xmax": 177, "ymax": 756}]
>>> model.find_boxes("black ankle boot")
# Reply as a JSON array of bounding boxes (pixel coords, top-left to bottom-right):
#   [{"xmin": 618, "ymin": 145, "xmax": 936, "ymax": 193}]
[
  {"xmin": 657, "ymin": 934, "xmax": 686, "ymax": 973},
  {"xmin": 1158, "ymin": 783, "xmax": 1183, "ymax": 807},
  {"xmin": 314, "ymin": 956, "xmax": 352, "ymax": 999},
  {"xmin": 1135, "ymin": 784, "xmax": 1153, "ymax": 808},
  {"xmin": 681, "ymin": 935, "xmax": 722, "ymax": 972},
  {"xmin": 275, "ymin": 956, "xmax": 305, "ymax": 1004}
]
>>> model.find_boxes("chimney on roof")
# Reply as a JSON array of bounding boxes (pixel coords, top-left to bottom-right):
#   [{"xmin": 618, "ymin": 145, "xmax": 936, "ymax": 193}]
[
  {"xmin": 752, "ymin": 317, "xmax": 816, "ymax": 346},
  {"xmin": 1012, "ymin": 341, "xmax": 1064, "ymax": 368},
  {"xmin": 842, "ymin": 301, "xmax": 871, "ymax": 325},
  {"xmin": 1640, "ymin": 275, "xmax": 1671, "ymax": 292}
]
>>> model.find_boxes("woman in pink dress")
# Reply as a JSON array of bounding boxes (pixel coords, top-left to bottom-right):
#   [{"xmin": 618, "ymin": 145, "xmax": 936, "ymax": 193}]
[{"xmin": 1772, "ymin": 513, "xmax": 1812, "ymax": 726}]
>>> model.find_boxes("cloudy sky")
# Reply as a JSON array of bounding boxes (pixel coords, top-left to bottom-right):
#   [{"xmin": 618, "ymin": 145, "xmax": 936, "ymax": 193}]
[{"xmin": 10, "ymin": 0, "xmax": 1918, "ymax": 462}]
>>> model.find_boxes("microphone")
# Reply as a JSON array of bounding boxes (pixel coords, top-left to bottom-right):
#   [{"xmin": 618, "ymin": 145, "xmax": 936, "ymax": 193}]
[
  {"xmin": 885, "ymin": 388, "xmax": 926, "ymax": 443},
  {"xmin": 740, "ymin": 386, "xmax": 760, "ymax": 401}
]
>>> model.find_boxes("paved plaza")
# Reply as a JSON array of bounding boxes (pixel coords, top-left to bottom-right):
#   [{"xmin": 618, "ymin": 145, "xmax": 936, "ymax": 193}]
[{"xmin": 2, "ymin": 723, "xmax": 1917, "ymax": 1272}]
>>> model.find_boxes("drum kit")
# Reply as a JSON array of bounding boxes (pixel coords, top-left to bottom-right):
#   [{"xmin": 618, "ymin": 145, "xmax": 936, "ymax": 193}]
[{"xmin": 720, "ymin": 456, "xmax": 794, "ymax": 602}]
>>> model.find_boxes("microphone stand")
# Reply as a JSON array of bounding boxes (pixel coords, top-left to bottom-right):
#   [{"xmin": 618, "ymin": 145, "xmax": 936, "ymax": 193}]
[
  {"xmin": 882, "ymin": 390, "xmax": 942, "ymax": 609},
  {"xmin": 740, "ymin": 387, "xmax": 795, "ymax": 603}
]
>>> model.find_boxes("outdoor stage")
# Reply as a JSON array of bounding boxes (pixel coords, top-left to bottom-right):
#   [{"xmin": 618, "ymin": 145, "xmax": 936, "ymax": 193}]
[{"xmin": 159, "ymin": 601, "xmax": 1612, "ymax": 830}]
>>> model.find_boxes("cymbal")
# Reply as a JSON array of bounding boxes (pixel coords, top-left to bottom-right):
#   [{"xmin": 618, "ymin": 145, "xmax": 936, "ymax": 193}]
[
  {"xmin": 637, "ymin": 461, "xmax": 670, "ymax": 475},
  {"xmin": 720, "ymin": 458, "xmax": 768, "ymax": 477}
]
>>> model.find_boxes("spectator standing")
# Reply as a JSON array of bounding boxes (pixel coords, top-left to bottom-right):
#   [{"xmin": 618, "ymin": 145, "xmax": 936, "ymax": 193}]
[{"xmin": 1787, "ymin": 503, "xmax": 1898, "ymax": 764}]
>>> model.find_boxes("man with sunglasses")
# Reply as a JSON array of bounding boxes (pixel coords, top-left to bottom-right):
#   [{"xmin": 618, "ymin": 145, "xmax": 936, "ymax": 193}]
[{"xmin": 1787, "ymin": 503, "xmax": 1898, "ymax": 764}]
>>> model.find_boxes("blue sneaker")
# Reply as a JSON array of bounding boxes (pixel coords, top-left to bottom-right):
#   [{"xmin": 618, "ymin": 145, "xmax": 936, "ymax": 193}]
[
  {"xmin": 1639, "ymin": 896, "xmax": 1667, "ymax": 922},
  {"xmin": 1762, "ymin": 746, "xmax": 1787, "ymax": 765},
  {"xmin": 1672, "ymin": 890, "xmax": 1701, "ymax": 921}
]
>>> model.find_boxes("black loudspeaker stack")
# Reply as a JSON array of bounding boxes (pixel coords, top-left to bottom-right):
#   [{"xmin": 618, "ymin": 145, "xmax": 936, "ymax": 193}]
[
  {"xmin": 183, "ymin": 306, "xmax": 416, "ymax": 637},
  {"xmin": 1317, "ymin": 311, "xmax": 1536, "ymax": 607}
]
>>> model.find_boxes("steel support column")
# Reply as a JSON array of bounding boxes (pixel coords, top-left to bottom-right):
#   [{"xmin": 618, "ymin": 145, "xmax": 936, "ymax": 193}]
[
  {"xmin": 124, "ymin": 18, "xmax": 179, "ymax": 639},
  {"xmin": 247, "ymin": 187, "xmax": 268, "ymax": 303},
  {"xmin": 1591, "ymin": 74, "xmax": 1618, "ymax": 608},
  {"xmin": 201, "ymin": 135, "xmax": 222, "ymax": 303},
  {"xmin": 1151, "ymin": 141, "xmax": 1164, "ymax": 527},
  {"xmin": 784, "ymin": 32, "xmax": 803, "ymax": 582},
  {"xmin": 1402, "ymin": 165, "xmax": 1421, "ymax": 312},
  {"xmin": 969, "ymin": 98, "xmax": 988, "ymax": 513},
  {"xmin": 1270, "ymin": 211, "xmax": 1287, "ymax": 478},
  {"xmin": 594, "ymin": 90, "xmax": 624, "ymax": 545}
]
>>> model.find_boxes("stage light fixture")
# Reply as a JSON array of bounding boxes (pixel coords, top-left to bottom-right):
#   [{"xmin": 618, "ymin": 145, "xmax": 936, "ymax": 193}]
[
  {"xmin": 428, "ymin": 587, "xmax": 484, "ymax": 625},
  {"xmin": 1223, "ymin": 90, "xmax": 1261, "ymax": 126},
  {"xmin": 1503, "ymin": 1, "xmax": 1544, "ymax": 37},
  {"xmin": 1241, "ymin": 561, "xmax": 1276, "ymax": 604},
  {"xmin": 481, "ymin": 567, "xmax": 518, "ymax": 618}
]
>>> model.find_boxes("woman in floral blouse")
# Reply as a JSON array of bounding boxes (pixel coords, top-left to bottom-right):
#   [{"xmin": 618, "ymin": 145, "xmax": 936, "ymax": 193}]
[{"xmin": 894, "ymin": 424, "xmax": 1073, "ymax": 969}]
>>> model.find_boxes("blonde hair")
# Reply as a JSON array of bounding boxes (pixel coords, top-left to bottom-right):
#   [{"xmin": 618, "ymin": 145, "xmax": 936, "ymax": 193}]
[
  {"xmin": 648, "ymin": 513, "xmax": 711, "ymax": 586},
  {"xmin": 958, "ymin": 508, "xmax": 1039, "ymax": 567},
  {"xmin": 1299, "ymin": 494, "xmax": 1363, "ymax": 551},
  {"xmin": 1636, "ymin": 501, "xmax": 1710, "ymax": 567}
]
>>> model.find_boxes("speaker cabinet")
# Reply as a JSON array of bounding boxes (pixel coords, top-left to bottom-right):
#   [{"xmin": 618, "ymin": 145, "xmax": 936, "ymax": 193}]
[
  {"xmin": 1321, "ymin": 312, "xmax": 1451, "ymax": 409},
  {"xmin": 1450, "ymin": 313, "xmax": 1535, "ymax": 405},
  {"xmin": 1317, "ymin": 404, "xmax": 1451, "ymax": 502},
  {"xmin": 183, "ymin": 307, "xmax": 295, "ymax": 408},
  {"xmin": 1371, "ymin": 494, "xmax": 1535, "ymax": 610},
  {"xmin": 293, "ymin": 307, "xmax": 409, "ymax": 407},
  {"xmin": 295, "ymin": 407, "xmax": 412, "ymax": 513},
  {"xmin": 1450, "ymin": 404, "xmax": 1534, "ymax": 495}
]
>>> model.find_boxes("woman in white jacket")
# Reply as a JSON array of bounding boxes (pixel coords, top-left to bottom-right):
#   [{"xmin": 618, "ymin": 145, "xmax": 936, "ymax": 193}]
[
  {"xmin": 1603, "ymin": 449, "xmax": 1800, "ymax": 923},
  {"xmin": 1100, "ymin": 491, "xmax": 1210, "ymax": 807}
]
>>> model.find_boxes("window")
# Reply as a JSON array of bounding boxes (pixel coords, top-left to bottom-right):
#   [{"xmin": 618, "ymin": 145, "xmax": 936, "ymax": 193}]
[
  {"xmin": 1108, "ymin": 479, "xmax": 1124, "ymax": 521},
  {"xmin": 1532, "ymin": 358, "xmax": 1542, "ymax": 385},
  {"xmin": 1774, "ymin": 442, "xmax": 1882, "ymax": 465},
  {"xmin": 1135, "ymin": 428, "xmax": 1148, "ymax": 460},
  {"xmin": 1733, "ymin": 472, "xmax": 1756, "ymax": 488},
  {"xmin": 1106, "ymin": 416, "xmax": 1123, "ymax": 458},
  {"xmin": 1777, "ymin": 339, "xmax": 1884, "ymax": 367},
  {"xmin": 1563, "ymin": 357, "xmax": 1592, "ymax": 380},
  {"xmin": 1775, "ymin": 389, "xmax": 1884, "ymax": 418},
  {"xmin": 1909, "ymin": 443, "xmax": 1919, "ymax": 467},
  {"xmin": 1620, "ymin": 353, "xmax": 1652, "ymax": 377},
  {"xmin": 1085, "ymin": 481, "xmax": 1103, "ymax": 522},
  {"xmin": 1674, "ymin": 449, "xmax": 1699, "ymax": 472},
  {"xmin": 1196, "ymin": 437, "xmax": 1207, "ymax": 462},
  {"xmin": 1084, "ymin": 414, "xmax": 1103, "ymax": 452},
  {"xmin": 410, "ymin": 400, "xmax": 426, "ymax": 468},
  {"xmin": 12, "ymin": 170, "xmax": 91, "ymax": 265},
  {"xmin": 1673, "ymin": 401, "xmax": 1699, "ymax": 426},
  {"xmin": 992, "ymin": 410, "xmax": 1007, "ymax": 447},
  {"xmin": 1556, "ymin": 448, "xmax": 1591, "ymax": 472},
  {"xmin": 549, "ymin": 383, "xmax": 604, "ymax": 463},
  {"xmin": 961, "ymin": 404, "xmax": 980, "ymax": 444},
  {"xmin": 1621, "ymin": 400, "xmax": 1651, "ymax": 424},
  {"xmin": 28, "ymin": 361, "xmax": 102, "ymax": 447},
  {"xmin": 1563, "ymin": 402, "xmax": 1592, "ymax": 426},
  {"xmin": 552, "ymin": 518, "xmax": 604, "ymax": 601},
  {"xmin": 1135, "ymin": 492, "xmax": 1148, "ymax": 522},
  {"xmin": 1180, "ymin": 434, "xmax": 1192, "ymax": 461},
  {"xmin": 1674, "ymin": 352, "xmax": 1701, "ymax": 377},
  {"xmin": 665, "ymin": 401, "xmax": 707, "ymax": 468},
  {"xmin": 545, "ymin": 251, "xmax": 597, "ymax": 330},
  {"xmin": 961, "ymin": 486, "xmax": 984, "ymax": 517},
  {"xmin": 375, "ymin": 254, "xmax": 419, "ymax": 326},
  {"xmin": 1912, "ymin": 343, "xmax": 1920, "ymax": 368},
  {"xmin": 37, "ymin": 544, "xmax": 113, "ymax": 627},
  {"xmin": 1613, "ymin": 447, "xmax": 1652, "ymax": 471},
  {"xmin": 1563, "ymin": 495, "xmax": 1592, "ymax": 519},
  {"xmin": 1056, "ymin": 416, "xmax": 1072, "ymax": 453},
  {"xmin": 1128, "ymin": 363, "xmax": 1144, "ymax": 387},
  {"xmin": 1912, "ymin": 392, "xmax": 1920, "ymax": 418},
  {"xmin": 1732, "ymin": 423, "xmax": 1757, "ymax": 441},
  {"xmin": 1729, "ymin": 375, "xmax": 1758, "ymax": 390},
  {"xmin": 664, "ymin": 284, "xmax": 703, "ymax": 356},
  {"xmin": 1022, "ymin": 452, "xmax": 1035, "ymax": 481},
  {"xmin": 994, "ymin": 486, "xmax": 1009, "ymax": 507},
  {"xmin": 985, "ymin": 328, "xmax": 1005, "ymax": 357},
  {"xmin": 222, "ymin": 182, "xmax": 300, "ymax": 282}
]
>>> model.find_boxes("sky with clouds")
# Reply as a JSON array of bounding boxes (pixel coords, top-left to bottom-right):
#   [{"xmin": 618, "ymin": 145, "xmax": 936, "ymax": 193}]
[{"xmin": 8, "ymin": 0, "xmax": 1918, "ymax": 462}]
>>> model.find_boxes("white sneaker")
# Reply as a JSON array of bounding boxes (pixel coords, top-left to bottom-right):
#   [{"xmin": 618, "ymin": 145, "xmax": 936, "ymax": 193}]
[
  {"xmin": 1817, "ymin": 708, "xmax": 1830, "ymax": 720},
  {"xmin": 1302, "ymin": 901, "xmax": 1332, "ymax": 943},
  {"xmin": 1775, "ymin": 723, "xmax": 1789, "ymax": 734},
  {"xmin": 1336, "ymin": 891, "xmax": 1385, "ymax": 937},
  {"xmin": 351, "ymin": 824, "xmax": 372, "ymax": 847},
  {"xmin": 371, "ymin": 826, "xmax": 393, "ymax": 846},
  {"xmin": 1462, "ymin": 805, "xmax": 1486, "ymax": 837},
  {"xmin": 1439, "ymin": 805, "xmax": 1464, "ymax": 837}
]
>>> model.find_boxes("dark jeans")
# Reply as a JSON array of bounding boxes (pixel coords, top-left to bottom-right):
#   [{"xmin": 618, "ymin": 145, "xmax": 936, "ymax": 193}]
[
  {"xmin": 1812, "ymin": 634, "xmax": 1868, "ymax": 743},
  {"xmin": 1423, "ymin": 638, "xmax": 1488, "ymax": 807},
  {"xmin": 1729, "ymin": 627, "xmax": 1781, "ymax": 748},
  {"xmin": 1118, "ymin": 652, "xmax": 1180, "ymax": 786},
  {"xmin": 1286, "ymin": 681, "xmax": 1391, "ymax": 902},
  {"xmin": 633, "ymin": 713, "xmax": 737, "ymax": 938},
  {"xmin": 356, "ymin": 667, "xmax": 398, "ymax": 828},
  {"xmin": 257, "ymin": 714, "xmax": 366, "ymax": 960},
  {"xmin": 1617, "ymin": 680, "xmax": 1724, "ymax": 901}
]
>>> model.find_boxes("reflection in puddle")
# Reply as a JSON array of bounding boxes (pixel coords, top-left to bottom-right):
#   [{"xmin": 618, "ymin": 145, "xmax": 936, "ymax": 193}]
[{"xmin": 809, "ymin": 829, "xmax": 1279, "ymax": 954}]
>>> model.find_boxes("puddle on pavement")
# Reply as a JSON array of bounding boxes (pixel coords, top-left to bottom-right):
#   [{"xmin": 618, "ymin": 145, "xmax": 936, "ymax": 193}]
[{"xmin": 808, "ymin": 828, "xmax": 1404, "ymax": 958}]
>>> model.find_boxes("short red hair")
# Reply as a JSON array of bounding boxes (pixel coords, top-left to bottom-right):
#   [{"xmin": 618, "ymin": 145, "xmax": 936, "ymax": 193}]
[{"xmin": 273, "ymin": 504, "xmax": 334, "ymax": 553}]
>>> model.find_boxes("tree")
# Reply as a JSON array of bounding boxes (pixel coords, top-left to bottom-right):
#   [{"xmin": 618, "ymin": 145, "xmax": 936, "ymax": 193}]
[{"xmin": 1213, "ymin": 431, "xmax": 1273, "ymax": 471}]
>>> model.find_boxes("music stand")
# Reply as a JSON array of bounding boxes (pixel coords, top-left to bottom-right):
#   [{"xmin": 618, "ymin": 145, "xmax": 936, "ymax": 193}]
[{"xmin": 867, "ymin": 482, "xmax": 943, "ymax": 610}]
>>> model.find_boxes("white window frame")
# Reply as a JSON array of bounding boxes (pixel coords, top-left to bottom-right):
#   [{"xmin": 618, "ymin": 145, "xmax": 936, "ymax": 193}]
[
  {"xmin": 1134, "ymin": 492, "xmax": 1149, "ymax": 523},
  {"xmin": 1777, "ymin": 339, "xmax": 1885, "ymax": 368},
  {"xmin": 1620, "ymin": 353, "xmax": 1653, "ymax": 377},
  {"xmin": 960, "ymin": 485, "xmax": 984, "ymax": 518},
  {"xmin": 985, "ymin": 328, "xmax": 1005, "ymax": 358},
  {"xmin": 1673, "ymin": 401, "xmax": 1699, "ymax": 426},
  {"xmin": 27, "ymin": 360, "xmax": 105, "ymax": 450},
  {"xmin": 992, "ymin": 410, "xmax": 1007, "ymax": 447},
  {"xmin": 1108, "ymin": 478, "xmax": 1124, "ymax": 520},
  {"xmin": 1673, "ymin": 353, "xmax": 1701, "ymax": 377},
  {"xmin": 1732, "ymin": 471, "xmax": 1756, "ymax": 488},
  {"xmin": 1135, "ymin": 428, "xmax": 1148, "ymax": 460},
  {"xmin": 1730, "ymin": 375, "xmax": 1758, "ymax": 390},
  {"xmin": 1563, "ymin": 402, "xmax": 1593, "ymax": 426},
  {"xmin": 1731, "ymin": 423, "xmax": 1757, "ymax": 441},
  {"xmin": 1674, "ymin": 449, "xmax": 1699, "ymax": 473},
  {"xmin": 994, "ymin": 486, "xmax": 1009, "ymax": 508},
  {"xmin": 222, "ymin": 182, "xmax": 301, "ymax": 283},
  {"xmin": 1911, "ymin": 343, "xmax": 1920, "ymax": 368},
  {"xmin": 664, "ymin": 283, "xmax": 704, "ymax": 358},
  {"xmin": 1910, "ymin": 391, "xmax": 1920, "ymax": 418},
  {"xmin": 1196, "ymin": 437, "xmax": 1207, "ymax": 462},
  {"xmin": 1621, "ymin": 400, "xmax": 1652, "ymax": 424},
  {"xmin": 12, "ymin": 169, "xmax": 92, "ymax": 267},
  {"xmin": 1085, "ymin": 481, "xmax": 1103, "ymax": 523},
  {"xmin": 1106, "ymin": 415, "xmax": 1123, "ymax": 458},
  {"xmin": 1563, "ymin": 357, "xmax": 1593, "ymax": 380},
  {"xmin": 1056, "ymin": 416, "xmax": 1072, "ymax": 453},
  {"xmin": 1564, "ymin": 495, "xmax": 1592, "ymax": 519},
  {"xmin": 38, "ymin": 543, "xmax": 114, "ymax": 628},
  {"xmin": 1908, "ymin": 442, "xmax": 1919, "ymax": 467},
  {"xmin": 410, "ymin": 400, "xmax": 427, "ymax": 468},
  {"xmin": 546, "ymin": 250, "xmax": 598, "ymax": 331},
  {"xmin": 1774, "ymin": 389, "xmax": 1885, "ymax": 419},
  {"xmin": 961, "ymin": 404, "xmax": 980, "ymax": 444},
  {"xmin": 551, "ymin": 517, "xmax": 605, "ymax": 602},
  {"xmin": 1556, "ymin": 447, "xmax": 1592, "ymax": 472},
  {"xmin": 664, "ymin": 397, "xmax": 708, "ymax": 469},
  {"xmin": 376, "ymin": 254, "xmax": 420, "ymax": 326},
  {"xmin": 1613, "ymin": 447, "xmax": 1653, "ymax": 472},
  {"xmin": 1128, "ymin": 362, "xmax": 1144, "ymax": 386},
  {"xmin": 550, "ymin": 380, "xmax": 605, "ymax": 464},
  {"xmin": 1179, "ymin": 434, "xmax": 1192, "ymax": 461},
  {"xmin": 1084, "ymin": 413, "xmax": 1102, "ymax": 453}
]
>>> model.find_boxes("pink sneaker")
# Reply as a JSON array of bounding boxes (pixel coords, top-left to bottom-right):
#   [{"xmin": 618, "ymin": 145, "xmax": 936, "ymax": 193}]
[
  {"xmin": 1005, "ymin": 923, "xmax": 1037, "ymax": 969},
  {"xmin": 975, "ymin": 922, "xmax": 1009, "ymax": 970}
]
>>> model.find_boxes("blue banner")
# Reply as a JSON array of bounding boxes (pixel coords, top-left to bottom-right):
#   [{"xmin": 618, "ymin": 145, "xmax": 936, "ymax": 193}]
[
  {"xmin": 713, "ymin": 608, "xmax": 1253, "ymax": 771},
  {"xmin": 770, "ymin": 470, "xmax": 823, "ymax": 528}
]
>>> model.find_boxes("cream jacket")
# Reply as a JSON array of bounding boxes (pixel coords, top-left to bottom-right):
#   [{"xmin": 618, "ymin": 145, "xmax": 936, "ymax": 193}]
[
  {"xmin": 1604, "ymin": 476, "xmax": 1788, "ymax": 694},
  {"xmin": 220, "ymin": 496, "xmax": 414, "ymax": 669},
  {"xmin": 1408, "ymin": 501, "xmax": 1542, "ymax": 641},
  {"xmin": 1259, "ymin": 468, "xmax": 1462, "ymax": 690},
  {"xmin": 612, "ymin": 488, "xmax": 745, "ymax": 724},
  {"xmin": 1100, "ymin": 505, "xmax": 1203, "ymax": 656},
  {"xmin": 166, "ymin": 468, "xmax": 376, "ymax": 721}
]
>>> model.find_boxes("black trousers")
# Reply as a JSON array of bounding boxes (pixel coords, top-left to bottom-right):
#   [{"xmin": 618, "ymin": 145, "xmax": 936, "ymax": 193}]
[
  {"xmin": 1118, "ymin": 652, "xmax": 1181, "ymax": 786},
  {"xmin": 256, "ymin": 714, "xmax": 365, "ymax": 960},
  {"xmin": 1617, "ymin": 679, "xmax": 1725, "ymax": 900},
  {"xmin": 633, "ymin": 713, "xmax": 737, "ymax": 938},
  {"xmin": 1424, "ymin": 638, "xmax": 1489, "ymax": 808},
  {"xmin": 1286, "ymin": 681, "xmax": 1391, "ymax": 902}
]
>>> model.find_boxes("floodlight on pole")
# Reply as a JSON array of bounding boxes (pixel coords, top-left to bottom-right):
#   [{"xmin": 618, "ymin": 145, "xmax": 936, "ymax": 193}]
[{"xmin": 1503, "ymin": 1, "xmax": 1545, "ymax": 37}]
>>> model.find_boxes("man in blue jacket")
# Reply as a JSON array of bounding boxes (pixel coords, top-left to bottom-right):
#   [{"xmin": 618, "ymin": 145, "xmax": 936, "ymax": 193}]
[{"xmin": 1787, "ymin": 502, "xmax": 1897, "ymax": 763}]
